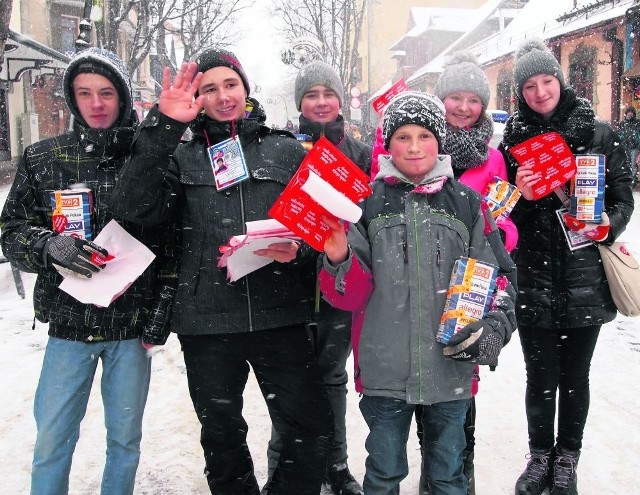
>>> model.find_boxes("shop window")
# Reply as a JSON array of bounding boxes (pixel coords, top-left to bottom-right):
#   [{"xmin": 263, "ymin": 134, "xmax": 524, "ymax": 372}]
[
  {"xmin": 61, "ymin": 16, "xmax": 78, "ymax": 56},
  {"xmin": 569, "ymin": 44, "xmax": 596, "ymax": 103}
]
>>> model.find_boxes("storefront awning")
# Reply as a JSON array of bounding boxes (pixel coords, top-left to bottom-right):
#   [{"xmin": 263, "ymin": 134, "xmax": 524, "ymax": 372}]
[{"xmin": 1, "ymin": 30, "xmax": 70, "ymax": 83}]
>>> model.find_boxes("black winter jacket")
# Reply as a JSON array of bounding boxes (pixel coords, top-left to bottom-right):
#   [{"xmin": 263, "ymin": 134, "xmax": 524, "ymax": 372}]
[
  {"xmin": 298, "ymin": 114, "xmax": 372, "ymax": 175},
  {"xmin": 502, "ymin": 92, "xmax": 634, "ymax": 329},
  {"xmin": 110, "ymin": 101, "xmax": 317, "ymax": 334},
  {"xmin": 297, "ymin": 114, "xmax": 373, "ymax": 322},
  {"xmin": 0, "ymin": 123, "xmax": 179, "ymax": 344}
]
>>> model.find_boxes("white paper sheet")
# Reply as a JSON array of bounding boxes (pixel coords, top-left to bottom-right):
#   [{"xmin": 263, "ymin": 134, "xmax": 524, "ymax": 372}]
[
  {"xmin": 59, "ymin": 219, "xmax": 156, "ymax": 307},
  {"xmin": 300, "ymin": 170, "xmax": 363, "ymax": 223}
]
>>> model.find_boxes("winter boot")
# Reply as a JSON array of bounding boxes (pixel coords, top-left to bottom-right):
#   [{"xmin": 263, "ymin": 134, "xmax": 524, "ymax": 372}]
[
  {"xmin": 462, "ymin": 448, "xmax": 475, "ymax": 495},
  {"xmin": 324, "ymin": 463, "xmax": 364, "ymax": 495},
  {"xmin": 515, "ymin": 448, "xmax": 553, "ymax": 495},
  {"xmin": 549, "ymin": 446, "xmax": 580, "ymax": 495}
]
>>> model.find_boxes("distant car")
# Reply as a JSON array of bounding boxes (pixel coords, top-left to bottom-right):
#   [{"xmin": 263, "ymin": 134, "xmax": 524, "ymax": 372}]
[
  {"xmin": 488, "ymin": 109, "xmax": 509, "ymax": 123},
  {"xmin": 490, "ymin": 122, "xmax": 505, "ymax": 148}
]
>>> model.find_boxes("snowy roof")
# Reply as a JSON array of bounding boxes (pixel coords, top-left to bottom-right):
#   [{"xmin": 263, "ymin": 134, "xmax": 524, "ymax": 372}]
[
  {"xmin": 389, "ymin": 6, "xmax": 482, "ymax": 50},
  {"xmin": 405, "ymin": 0, "xmax": 508, "ymax": 84},
  {"xmin": 469, "ymin": 0, "xmax": 636, "ymax": 66}
]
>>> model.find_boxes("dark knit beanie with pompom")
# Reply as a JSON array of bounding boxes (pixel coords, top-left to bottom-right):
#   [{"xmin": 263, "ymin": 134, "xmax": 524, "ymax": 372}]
[
  {"xmin": 382, "ymin": 91, "xmax": 446, "ymax": 151},
  {"xmin": 513, "ymin": 39, "xmax": 566, "ymax": 100},
  {"xmin": 434, "ymin": 51, "xmax": 490, "ymax": 108}
]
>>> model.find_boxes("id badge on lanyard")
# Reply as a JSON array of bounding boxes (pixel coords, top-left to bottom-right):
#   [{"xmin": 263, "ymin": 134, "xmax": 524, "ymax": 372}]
[{"xmin": 207, "ymin": 135, "xmax": 249, "ymax": 191}]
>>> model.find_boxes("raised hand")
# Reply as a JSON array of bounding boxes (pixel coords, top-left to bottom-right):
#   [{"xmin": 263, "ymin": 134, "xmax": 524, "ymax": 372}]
[{"xmin": 158, "ymin": 62, "xmax": 205, "ymax": 123}]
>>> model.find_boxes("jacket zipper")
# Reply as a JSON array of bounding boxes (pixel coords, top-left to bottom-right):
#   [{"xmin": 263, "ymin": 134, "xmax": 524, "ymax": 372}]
[{"xmin": 239, "ymin": 181, "xmax": 254, "ymax": 331}]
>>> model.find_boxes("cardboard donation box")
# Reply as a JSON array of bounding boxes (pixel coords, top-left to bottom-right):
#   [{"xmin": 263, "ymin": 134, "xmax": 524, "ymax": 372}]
[
  {"xmin": 437, "ymin": 258, "xmax": 498, "ymax": 345},
  {"xmin": 269, "ymin": 136, "xmax": 373, "ymax": 251},
  {"xmin": 508, "ymin": 132, "xmax": 576, "ymax": 200},
  {"xmin": 569, "ymin": 154, "xmax": 606, "ymax": 223},
  {"xmin": 485, "ymin": 177, "xmax": 521, "ymax": 222}
]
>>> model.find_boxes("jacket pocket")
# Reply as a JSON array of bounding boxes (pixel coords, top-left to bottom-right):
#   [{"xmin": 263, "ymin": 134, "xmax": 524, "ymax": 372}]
[{"xmin": 180, "ymin": 167, "xmax": 216, "ymax": 186}]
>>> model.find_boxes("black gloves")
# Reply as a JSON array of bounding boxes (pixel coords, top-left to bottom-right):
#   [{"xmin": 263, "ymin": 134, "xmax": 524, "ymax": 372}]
[
  {"xmin": 42, "ymin": 235, "xmax": 109, "ymax": 278},
  {"xmin": 442, "ymin": 314, "xmax": 507, "ymax": 367}
]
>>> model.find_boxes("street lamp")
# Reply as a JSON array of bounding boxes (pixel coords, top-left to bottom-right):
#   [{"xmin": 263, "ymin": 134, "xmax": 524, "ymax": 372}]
[{"xmin": 75, "ymin": 0, "xmax": 93, "ymax": 51}]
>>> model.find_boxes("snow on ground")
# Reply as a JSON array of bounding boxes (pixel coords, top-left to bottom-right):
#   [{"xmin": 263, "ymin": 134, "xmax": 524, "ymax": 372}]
[{"xmin": 0, "ymin": 185, "xmax": 638, "ymax": 494}]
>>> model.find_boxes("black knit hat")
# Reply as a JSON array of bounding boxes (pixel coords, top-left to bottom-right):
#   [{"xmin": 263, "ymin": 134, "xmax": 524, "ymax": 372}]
[
  {"xmin": 63, "ymin": 47, "xmax": 132, "ymax": 128},
  {"xmin": 382, "ymin": 91, "xmax": 446, "ymax": 151},
  {"xmin": 196, "ymin": 48, "xmax": 251, "ymax": 95},
  {"xmin": 513, "ymin": 39, "xmax": 566, "ymax": 100}
]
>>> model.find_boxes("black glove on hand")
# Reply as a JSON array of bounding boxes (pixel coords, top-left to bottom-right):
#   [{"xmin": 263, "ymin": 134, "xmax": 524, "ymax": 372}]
[
  {"xmin": 43, "ymin": 235, "xmax": 109, "ymax": 278},
  {"xmin": 443, "ymin": 314, "xmax": 506, "ymax": 367}
]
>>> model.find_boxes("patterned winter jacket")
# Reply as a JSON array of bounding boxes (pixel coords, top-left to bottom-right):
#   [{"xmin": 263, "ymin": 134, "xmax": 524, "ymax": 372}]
[
  {"xmin": 0, "ymin": 123, "xmax": 179, "ymax": 344},
  {"xmin": 320, "ymin": 155, "xmax": 516, "ymax": 405},
  {"xmin": 110, "ymin": 100, "xmax": 318, "ymax": 334}
]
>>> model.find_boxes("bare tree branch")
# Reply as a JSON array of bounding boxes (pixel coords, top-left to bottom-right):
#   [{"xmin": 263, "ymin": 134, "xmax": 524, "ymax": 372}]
[{"xmin": 269, "ymin": 0, "xmax": 366, "ymax": 110}]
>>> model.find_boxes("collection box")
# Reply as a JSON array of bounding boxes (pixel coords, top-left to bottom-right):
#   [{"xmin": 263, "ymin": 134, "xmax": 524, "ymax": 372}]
[
  {"xmin": 50, "ymin": 188, "xmax": 94, "ymax": 240},
  {"xmin": 569, "ymin": 154, "xmax": 605, "ymax": 223},
  {"xmin": 437, "ymin": 257, "xmax": 498, "ymax": 345}
]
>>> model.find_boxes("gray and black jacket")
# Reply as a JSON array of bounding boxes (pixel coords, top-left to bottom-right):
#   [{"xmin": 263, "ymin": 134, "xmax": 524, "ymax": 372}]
[
  {"xmin": 321, "ymin": 156, "xmax": 516, "ymax": 405},
  {"xmin": 0, "ymin": 48, "xmax": 178, "ymax": 344}
]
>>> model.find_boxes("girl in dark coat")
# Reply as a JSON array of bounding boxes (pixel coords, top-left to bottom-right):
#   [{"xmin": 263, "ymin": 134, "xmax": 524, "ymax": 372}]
[{"xmin": 501, "ymin": 40, "xmax": 633, "ymax": 495}]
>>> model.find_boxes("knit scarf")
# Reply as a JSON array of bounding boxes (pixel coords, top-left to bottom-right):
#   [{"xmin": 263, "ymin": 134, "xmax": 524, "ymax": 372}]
[
  {"xmin": 442, "ymin": 113, "xmax": 493, "ymax": 170},
  {"xmin": 501, "ymin": 88, "xmax": 596, "ymax": 167}
]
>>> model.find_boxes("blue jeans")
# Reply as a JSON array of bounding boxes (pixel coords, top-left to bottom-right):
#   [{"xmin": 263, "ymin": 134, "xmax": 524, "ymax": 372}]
[
  {"xmin": 31, "ymin": 337, "xmax": 151, "ymax": 495},
  {"xmin": 359, "ymin": 395, "xmax": 469, "ymax": 495}
]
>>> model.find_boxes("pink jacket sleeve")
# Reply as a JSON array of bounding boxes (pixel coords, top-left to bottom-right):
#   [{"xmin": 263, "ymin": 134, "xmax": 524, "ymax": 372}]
[
  {"xmin": 459, "ymin": 147, "xmax": 519, "ymax": 252},
  {"xmin": 319, "ymin": 254, "xmax": 373, "ymax": 312},
  {"xmin": 370, "ymin": 126, "xmax": 387, "ymax": 180}
]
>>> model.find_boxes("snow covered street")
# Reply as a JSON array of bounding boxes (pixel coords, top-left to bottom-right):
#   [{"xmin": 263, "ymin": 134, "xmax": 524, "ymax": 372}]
[{"xmin": 0, "ymin": 185, "xmax": 638, "ymax": 494}]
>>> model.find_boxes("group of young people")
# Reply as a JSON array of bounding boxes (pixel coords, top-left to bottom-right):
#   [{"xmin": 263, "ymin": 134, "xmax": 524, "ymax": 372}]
[{"xmin": 0, "ymin": 36, "xmax": 632, "ymax": 495}]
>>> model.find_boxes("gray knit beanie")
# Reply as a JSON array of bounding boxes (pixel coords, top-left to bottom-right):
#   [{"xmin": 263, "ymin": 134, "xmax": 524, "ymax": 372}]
[
  {"xmin": 434, "ymin": 51, "xmax": 490, "ymax": 108},
  {"xmin": 514, "ymin": 39, "xmax": 566, "ymax": 100},
  {"xmin": 294, "ymin": 61, "xmax": 343, "ymax": 111},
  {"xmin": 382, "ymin": 91, "xmax": 446, "ymax": 151}
]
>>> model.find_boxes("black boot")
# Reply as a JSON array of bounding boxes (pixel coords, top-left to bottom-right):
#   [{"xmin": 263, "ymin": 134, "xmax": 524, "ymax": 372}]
[
  {"xmin": 324, "ymin": 463, "xmax": 364, "ymax": 495},
  {"xmin": 462, "ymin": 448, "xmax": 475, "ymax": 495},
  {"xmin": 515, "ymin": 448, "xmax": 553, "ymax": 495},
  {"xmin": 549, "ymin": 446, "xmax": 580, "ymax": 495}
]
